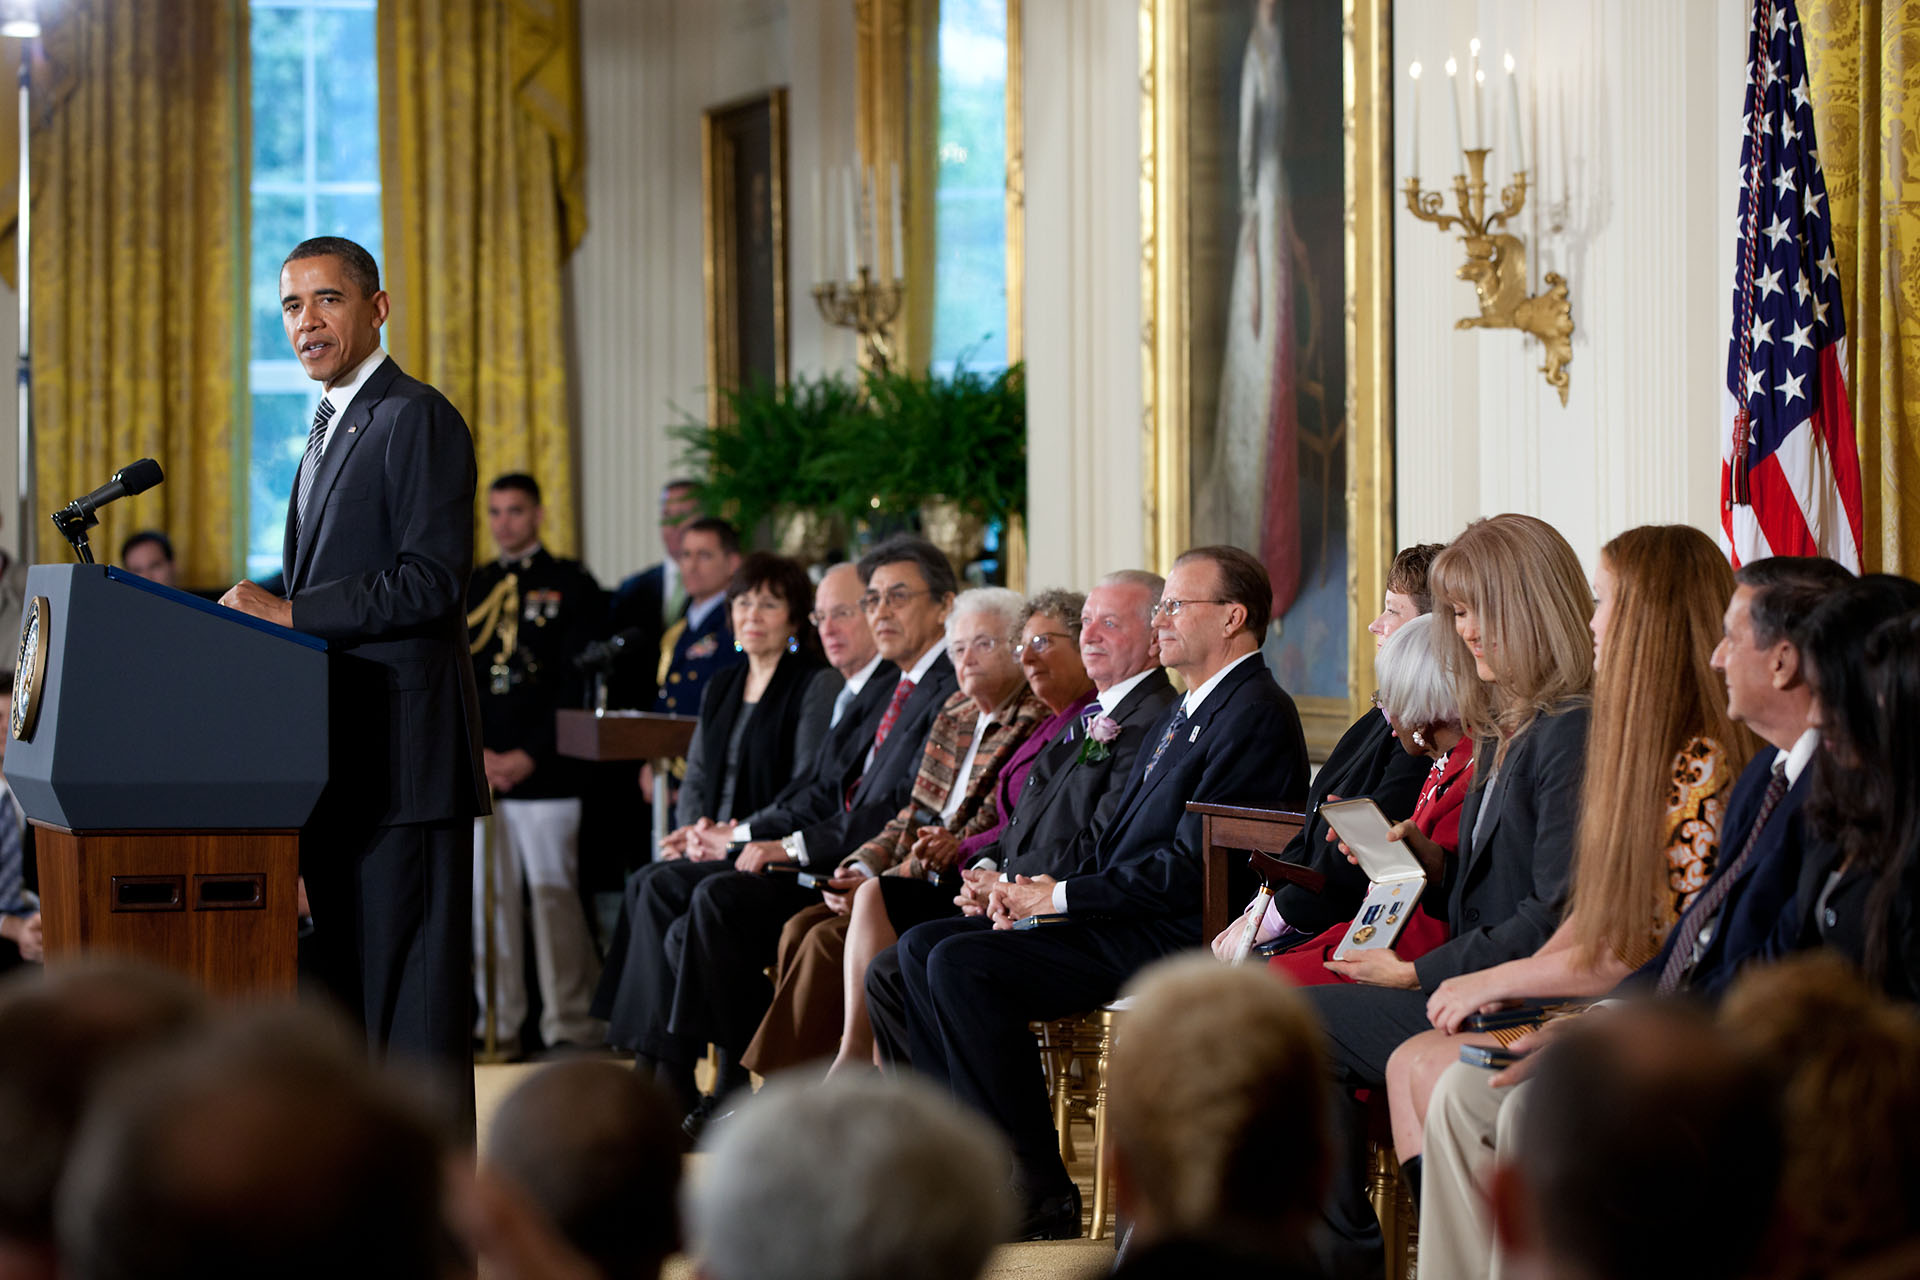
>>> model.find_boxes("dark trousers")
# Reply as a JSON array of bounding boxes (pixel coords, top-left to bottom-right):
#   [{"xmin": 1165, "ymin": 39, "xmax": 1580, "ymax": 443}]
[
  {"xmin": 866, "ymin": 942, "xmax": 911, "ymax": 1067},
  {"xmin": 302, "ymin": 818, "xmax": 475, "ymax": 1142},
  {"xmin": 594, "ymin": 858, "xmax": 733, "ymax": 1059},
  {"xmin": 897, "ymin": 914, "xmax": 1185, "ymax": 1200},
  {"xmin": 1300, "ymin": 982, "xmax": 1434, "ymax": 1280},
  {"xmin": 666, "ymin": 869, "xmax": 821, "ymax": 1063}
]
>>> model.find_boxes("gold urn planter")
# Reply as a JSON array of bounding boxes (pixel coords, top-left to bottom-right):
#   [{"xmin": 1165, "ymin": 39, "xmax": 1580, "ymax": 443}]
[
  {"xmin": 773, "ymin": 508, "xmax": 843, "ymax": 565},
  {"xmin": 918, "ymin": 498, "xmax": 988, "ymax": 575}
]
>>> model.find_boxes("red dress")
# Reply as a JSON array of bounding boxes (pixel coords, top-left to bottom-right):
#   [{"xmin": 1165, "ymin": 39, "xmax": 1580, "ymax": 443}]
[{"xmin": 1267, "ymin": 745, "xmax": 1475, "ymax": 985}]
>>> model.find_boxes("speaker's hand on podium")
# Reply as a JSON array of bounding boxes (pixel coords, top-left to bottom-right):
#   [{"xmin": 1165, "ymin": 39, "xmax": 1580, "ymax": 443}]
[
  {"xmin": 220, "ymin": 580, "xmax": 293, "ymax": 628},
  {"xmin": 0, "ymin": 911, "xmax": 41, "ymax": 963}
]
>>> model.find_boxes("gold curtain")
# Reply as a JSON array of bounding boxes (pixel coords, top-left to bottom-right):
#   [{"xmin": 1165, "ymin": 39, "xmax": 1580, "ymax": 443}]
[
  {"xmin": 0, "ymin": 3, "xmax": 246, "ymax": 584},
  {"xmin": 1804, "ymin": 0, "xmax": 1920, "ymax": 574},
  {"xmin": 379, "ymin": 0, "xmax": 585, "ymax": 556}
]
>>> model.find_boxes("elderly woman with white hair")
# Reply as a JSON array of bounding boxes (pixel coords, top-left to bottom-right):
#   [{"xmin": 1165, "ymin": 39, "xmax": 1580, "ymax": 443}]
[
  {"xmin": 740, "ymin": 587, "xmax": 1049, "ymax": 1077},
  {"xmin": 1264, "ymin": 612, "xmax": 1474, "ymax": 988}
]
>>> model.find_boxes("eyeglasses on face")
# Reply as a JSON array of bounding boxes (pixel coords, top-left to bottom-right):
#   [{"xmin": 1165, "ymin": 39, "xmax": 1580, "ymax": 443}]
[
  {"xmin": 808, "ymin": 605, "xmax": 861, "ymax": 627},
  {"xmin": 1150, "ymin": 597, "xmax": 1232, "ymax": 619},
  {"xmin": 1013, "ymin": 631, "xmax": 1075, "ymax": 659},
  {"xmin": 861, "ymin": 586, "xmax": 934, "ymax": 613},
  {"xmin": 947, "ymin": 635, "xmax": 1004, "ymax": 661}
]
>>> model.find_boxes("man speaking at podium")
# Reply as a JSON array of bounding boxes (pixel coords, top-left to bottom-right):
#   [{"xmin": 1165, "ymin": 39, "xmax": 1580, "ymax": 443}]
[{"xmin": 221, "ymin": 236, "xmax": 487, "ymax": 1129}]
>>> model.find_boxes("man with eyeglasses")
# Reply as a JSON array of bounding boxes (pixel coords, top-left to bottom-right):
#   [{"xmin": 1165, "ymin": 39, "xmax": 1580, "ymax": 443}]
[
  {"xmin": 892, "ymin": 545, "xmax": 1310, "ymax": 1239},
  {"xmin": 864, "ymin": 569, "xmax": 1180, "ymax": 1065}
]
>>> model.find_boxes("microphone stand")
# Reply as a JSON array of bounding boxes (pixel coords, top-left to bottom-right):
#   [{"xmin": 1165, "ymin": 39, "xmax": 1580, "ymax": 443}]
[{"xmin": 49, "ymin": 504, "xmax": 92, "ymax": 565}]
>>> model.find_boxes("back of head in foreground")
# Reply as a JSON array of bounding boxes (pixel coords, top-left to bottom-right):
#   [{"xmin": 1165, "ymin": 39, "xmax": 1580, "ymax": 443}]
[
  {"xmin": 57, "ymin": 1005, "xmax": 450, "ymax": 1280},
  {"xmin": 1104, "ymin": 956, "xmax": 1330, "ymax": 1267},
  {"xmin": 1497, "ymin": 1002, "xmax": 1782, "ymax": 1280},
  {"xmin": 0, "ymin": 962, "xmax": 207, "ymax": 1269},
  {"xmin": 688, "ymin": 1073, "xmax": 1012, "ymax": 1280},
  {"xmin": 485, "ymin": 1059, "xmax": 683, "ymax": 1279}
]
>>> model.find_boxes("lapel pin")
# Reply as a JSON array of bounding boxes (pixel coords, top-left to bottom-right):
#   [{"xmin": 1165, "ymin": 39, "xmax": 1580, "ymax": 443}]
[{"xmin": 1188, "ymin": 724, "xmax": 1201, "ymax": 743}]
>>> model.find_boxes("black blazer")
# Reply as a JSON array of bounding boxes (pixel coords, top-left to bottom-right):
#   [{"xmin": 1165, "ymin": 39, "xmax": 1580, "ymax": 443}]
[
  {"xmin": 984, "ymin": 669, "xmax": 1179, "ymax": 880},
  {"xmin": 737, "ymin": 660, "xmax": 899, "ymax": 838},
  {"xmin": 1066, "ymin": 655, "xmax": 1310, "ymax": 936},
  {"xmin": 1411, "ymin": 701, "xmax": 1589, "ymax": 992},
  {"xmin": 283, "ymin": 356, "xmax": 487, "ymax": 826},
  {"xmin": 1270, "ymin": 709, "xmax": 1434, "ymax": 935},
  {"xmin": 683, "ymin": 651, "xmax": 830, "ymax": 823},
  {"xmin": 606, "ymin": 562, "xmax": 672, "ymax": 708},
  {"xmin": 1632, "ymin": 748, "xmax": 1813, "ymax": 1001},
  {"xmin": 796, "ymin": 652, "xmax": 959, "ymax": 861}
]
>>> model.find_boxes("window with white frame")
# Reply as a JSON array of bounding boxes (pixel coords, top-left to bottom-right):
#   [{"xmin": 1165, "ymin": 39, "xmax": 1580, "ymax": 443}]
[{"xmin": 246, "ymin": 0, "xmax": 380, "ymax": 579}]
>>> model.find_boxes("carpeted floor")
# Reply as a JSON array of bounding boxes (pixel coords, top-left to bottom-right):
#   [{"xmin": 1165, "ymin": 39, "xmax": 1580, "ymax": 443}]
[{"xmin": 477, "ymin": 1061, "xmax": 1120, "ymax": 1280}]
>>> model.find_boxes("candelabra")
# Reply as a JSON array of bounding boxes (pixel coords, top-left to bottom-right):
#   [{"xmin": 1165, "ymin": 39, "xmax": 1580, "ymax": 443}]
[
  {"xmin": 1404, "ymin": 148, "xmax": 1574, "ymax": 406},
  {"xmin": 812, "ymin": 267, "xmax": 903, "ymax": 373}
]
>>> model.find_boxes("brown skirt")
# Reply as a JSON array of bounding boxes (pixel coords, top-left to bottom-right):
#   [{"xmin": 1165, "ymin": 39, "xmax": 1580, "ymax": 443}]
[{"xmin": 740, "ymin": 905, "xmax": 850, "ymax": 1077}]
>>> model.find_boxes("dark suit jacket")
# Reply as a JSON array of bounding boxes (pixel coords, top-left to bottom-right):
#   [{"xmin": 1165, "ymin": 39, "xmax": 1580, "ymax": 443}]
[
  {"xmin": 1411, "ymin": 701, "xmax": 1589, "ymax": 991},
  {"xmin": 606, "ymin": 562, "xmax": 672, "ymax": 708},
  {"xmin": 737, "ymin": 660, "xmax": 900, "ymax": 838},
  {"xmin": 284, "ymin": 356, "xmax": 487, "ymax": 826},
  {"xmin": 1066, "ymin": 655, "xmax": 1310, "ymax": 938},
  {"xmin": 1270, "ymin": 710, "xmax": 1434, "ymax": 935},
  {"xmin": 1631, "ymin": 748, "xmax": 1814, "ymax": 1001},
  {"xmin": 979, "ymin": 669, "xmax": 1178, "ymax": 880},
  {"xmin": 796, "ymin": 651, "xmax": 959, "ymax": 862}
]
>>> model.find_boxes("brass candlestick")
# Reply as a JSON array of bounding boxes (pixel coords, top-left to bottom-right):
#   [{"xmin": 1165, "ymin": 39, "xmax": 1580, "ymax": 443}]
[
  {"xmin": 812, "ymin": 266, "xmax": 904, "ymax": 373},
  {"xmin": 1404, "ymin": 147, "xmax": 1574, "ymax": 406}
]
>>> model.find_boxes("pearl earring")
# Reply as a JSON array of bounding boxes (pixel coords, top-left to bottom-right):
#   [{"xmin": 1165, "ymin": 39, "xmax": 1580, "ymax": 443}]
[{"xmin": 1412, "ymin": 729, "xmax": 1427, "ymax": 748}]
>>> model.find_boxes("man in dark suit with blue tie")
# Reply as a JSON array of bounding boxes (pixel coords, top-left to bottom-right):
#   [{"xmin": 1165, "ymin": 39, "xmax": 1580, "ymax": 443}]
[
  {"xmin": 896, "ymin": 546, "xmax": 1310, "ymax": 1239},
  {"xmin": 222, "ymin": 236, "xmax": 487, "ymax": 1129}
]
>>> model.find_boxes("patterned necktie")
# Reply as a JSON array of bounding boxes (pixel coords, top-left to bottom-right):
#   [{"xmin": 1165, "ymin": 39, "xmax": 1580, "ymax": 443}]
[
  {"xmin": 0, "ymin": 788, "xmax": 22, "ymax": 915},
  {"xmin": 847, "ymin": 677, "xmax": 916, "ymax": 810},
  {"xmin": 1142, "ymin": 704, "xmax": 1189, "ymax": 780},
  {"xmin": 294, "ymin": 396, "xmax": 337, "ymax": 537},
  {"xmin": 1656, "ymin": 766, "xmax": 1791, "ymax": 994}
]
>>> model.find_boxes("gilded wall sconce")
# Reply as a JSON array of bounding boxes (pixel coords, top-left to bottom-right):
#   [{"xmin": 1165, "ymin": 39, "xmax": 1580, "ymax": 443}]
[{"xmin": 1403, "ymin": 51, "xmax": 1574, "ymax": 406}]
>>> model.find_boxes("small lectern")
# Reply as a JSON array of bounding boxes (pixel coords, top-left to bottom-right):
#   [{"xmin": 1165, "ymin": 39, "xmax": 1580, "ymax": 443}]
[
  {"xmin": 555, "ymin": 709, "xmax": 697, "ymax": 847},
  {"xmin": 7, "ymin": 566, "xmax": 329, "ymax": 997}
]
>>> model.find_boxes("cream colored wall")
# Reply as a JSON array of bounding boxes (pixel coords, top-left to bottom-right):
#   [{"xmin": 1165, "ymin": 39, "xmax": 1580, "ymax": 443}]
[
  {"xmin": 570, "ymin": 0, "xmax": 860, "ymax": 585},
  {"xmin": 1392, "ymin": 0, "xmax": 1749, "ymax": 570}
]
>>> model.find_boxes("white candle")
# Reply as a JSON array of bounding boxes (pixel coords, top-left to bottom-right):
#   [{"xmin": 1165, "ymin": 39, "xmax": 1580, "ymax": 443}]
[
  {"xmin": 1504, "ymin": 53, "xmax": 1525, "ymax": 173},
  {"xmin": 811, "ymin": 170, "xmax": 824, "ymax": 284},
  {"xmin": 842, "ymin": 165, "xmax": 860, "ymax": 274},
  {"xmin": 890, "ymin": 161, "xmax": 905, "ymax": 280},
  {"xmin": 866, "ymin": 165, "xmax": 882, "ymax": 279},
  {"xmin": 1408, "ymin": 62, "xmax": 1422, "ymax": 181},
  {"xmin": 1445, "ymin": 57, "xmax": 1465, "ymax": 165},
  {"xmin": 1469, "ymin": 37, "xmax": 1483, "ymax": 148}
]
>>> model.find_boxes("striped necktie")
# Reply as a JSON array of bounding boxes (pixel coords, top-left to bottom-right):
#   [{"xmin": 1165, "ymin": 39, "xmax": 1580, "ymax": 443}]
[
  {"xmin": 1656, "ymin": 765, "xmax": 1790, "ymax": 994},
  {"xmin": 294, "ymin": 396, "xmax": 337, "ymax": 537}
]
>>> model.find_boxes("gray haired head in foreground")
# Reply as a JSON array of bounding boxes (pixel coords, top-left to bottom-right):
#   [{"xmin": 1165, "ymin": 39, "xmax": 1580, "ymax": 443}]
[
  {"xmin": 1374, "ymin": 613, "xmax": 1458, "ymax": 732},
  {"xmin": 688, "ymin": 1073, "xmax": 1013, "ymax": 1280}
]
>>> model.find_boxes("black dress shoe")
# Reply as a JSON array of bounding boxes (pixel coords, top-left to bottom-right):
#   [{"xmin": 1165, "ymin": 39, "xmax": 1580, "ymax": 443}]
[
  {"xmin": 1014, "ymin": 1184, "xmax": 1082, "ymax": 1241},
  {"xmin": 681, "ymin": 1093, "xmax": 724, "ymax": 1142}
]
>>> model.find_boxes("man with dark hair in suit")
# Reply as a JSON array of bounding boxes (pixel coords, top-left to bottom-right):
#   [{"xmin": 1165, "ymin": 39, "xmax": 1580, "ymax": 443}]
[
  {"xmin": 666, "ymin": 536, "xmax": 959, "ymax": 1128},
  {"xmin": 119, "ymin": 530, "xmax": 177, "ymax": 587},
  {"xmin": 895, "ymin": 545, "xmax": 1310, "ymax": 1239},
  {"xmin": 469, "ymin": 472, "xmax": 609, "ymax": 1056},
  {"xmin": 864, "ymin": 568, "xmax": 1178, "ymax": 1065},
  {"xmin": 221, "ymin": 235, "xmax": 487, "ymax": 1131},
  {"xmin": 652, "ymin": 516, "xmax": 742, "ymax": 719}
]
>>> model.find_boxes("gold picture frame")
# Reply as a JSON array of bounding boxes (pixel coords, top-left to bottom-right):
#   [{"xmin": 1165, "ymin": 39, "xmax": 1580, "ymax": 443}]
[
  {"xmin": 1141, "ymin": 0, "xmax": 1394, "ymax": 755},
  {"xmin": 702, "ymin": 89, "xmax": 791, "ymax": 424}
]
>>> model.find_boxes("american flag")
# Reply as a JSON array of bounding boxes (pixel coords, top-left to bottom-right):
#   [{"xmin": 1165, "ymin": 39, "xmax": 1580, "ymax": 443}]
[{"xmin": 1721, "ymin": 0, "xmax": 1863, "ymax": 570}]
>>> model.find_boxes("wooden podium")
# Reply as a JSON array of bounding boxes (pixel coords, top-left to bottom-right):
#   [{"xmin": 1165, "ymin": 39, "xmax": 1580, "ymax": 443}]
[
  {"xmin": 555, "ymin": 709, "xmax": 697, "ymax": 846},
  {"xmin": 9, "ymin": 566, "xmax": 329, "ymax": 998}
]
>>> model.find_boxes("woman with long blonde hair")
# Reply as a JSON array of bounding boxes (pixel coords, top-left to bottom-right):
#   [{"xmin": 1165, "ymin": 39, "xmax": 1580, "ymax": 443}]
[
  {"xmin": 1304, "ymin": 514, "xmax": 1596, "ymax": 1273},
  {"xmin": 1382, "ymin": 524, "xmax": 1756, "ymax": 1169}
]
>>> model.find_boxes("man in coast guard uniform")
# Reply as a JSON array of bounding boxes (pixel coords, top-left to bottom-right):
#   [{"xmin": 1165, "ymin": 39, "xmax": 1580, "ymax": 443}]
[{"xmin": 652, "ymin": 516, "xmax": 743, "ymax": 719}]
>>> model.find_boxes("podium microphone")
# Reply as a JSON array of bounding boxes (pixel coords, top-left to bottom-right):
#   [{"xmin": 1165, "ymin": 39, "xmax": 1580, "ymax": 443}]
[{"xmin": 51, "ymin": 457, "xmax": 165, "ymax": 565}]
